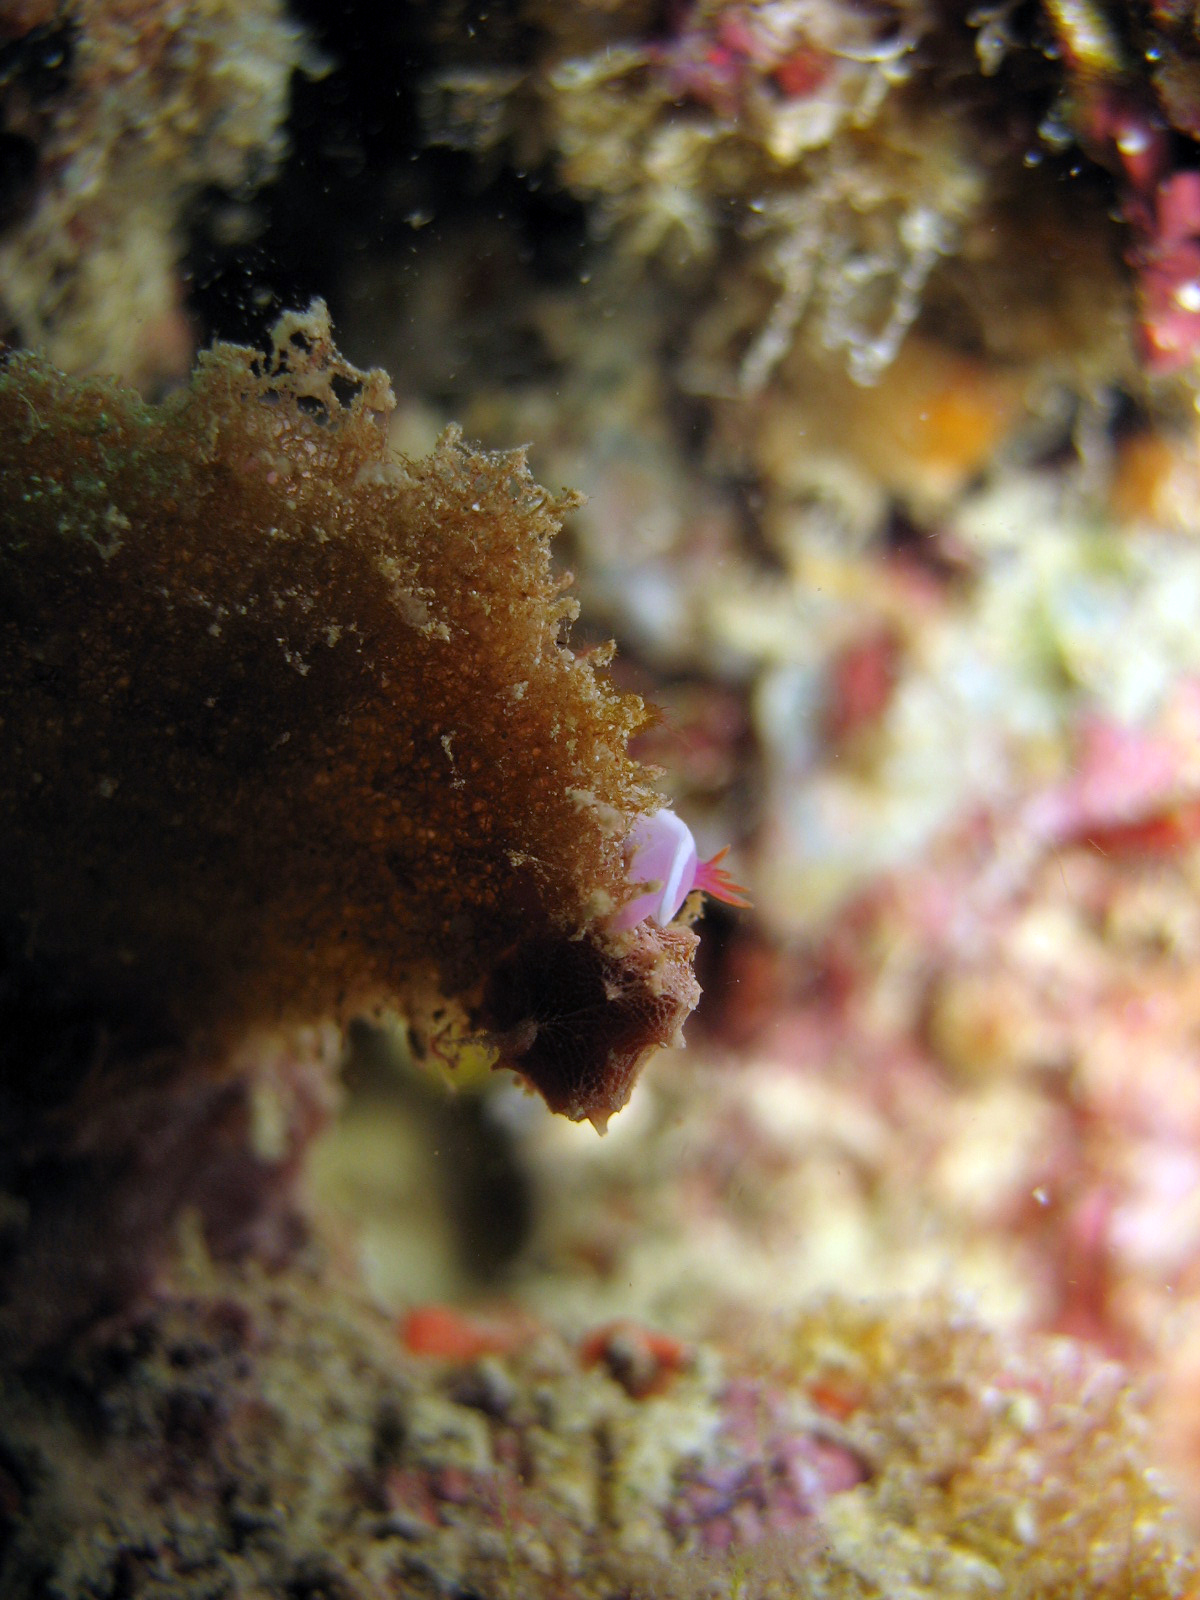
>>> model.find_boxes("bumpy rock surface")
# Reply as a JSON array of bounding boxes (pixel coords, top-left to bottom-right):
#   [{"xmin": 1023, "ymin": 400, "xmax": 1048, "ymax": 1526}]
[
  {"xmin": 1, "ymin": 1257, "xmax": 1192, "ymax": 1600},
  {"xmin": 0, "ymin": 0, "xmax": 305, "ymax": 387}
]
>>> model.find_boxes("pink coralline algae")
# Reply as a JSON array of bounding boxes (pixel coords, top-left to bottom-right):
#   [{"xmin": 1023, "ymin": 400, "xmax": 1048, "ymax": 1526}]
[
  {"xmin": 665, "ymin": 1376, "xmax": 868, "ymax": 1552},
  {"xmin": 1094, "ymin": 94, "xmax": 1200, "ymax": 373},
  {"xmin": 1131, "ymin": 166, "xmax": 1200, "ymax": 372},
  {"xmin": 649, "ymin": 3, "xmax": 838, "ymax": 121},
  {"xmin": 1058, "ymin": 31, "xmax": 1200, "ymax": 372}
]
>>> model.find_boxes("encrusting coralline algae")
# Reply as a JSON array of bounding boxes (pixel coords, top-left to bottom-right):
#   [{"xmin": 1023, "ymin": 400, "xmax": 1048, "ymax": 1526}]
[{"xmin": 1, "ymin": 1253, "xmax": 1195, "ymax": 1600}]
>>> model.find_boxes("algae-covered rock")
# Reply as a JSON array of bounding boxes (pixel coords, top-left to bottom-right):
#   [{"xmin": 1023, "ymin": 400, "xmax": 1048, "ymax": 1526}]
[
  {"xmin": 0, "ymin": 1259, "xmax": 1191, "ymax": 1600},
  {"xmin": 0, "ymin": 305, "xmax": 698, "ymax": 1350},
  {"xmin": 0, "ymin": 0, "xmax": 306, "ymax": 388}
]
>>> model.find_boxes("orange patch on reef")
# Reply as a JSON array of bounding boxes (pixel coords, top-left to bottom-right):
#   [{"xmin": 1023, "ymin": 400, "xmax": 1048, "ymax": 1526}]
[
  {"xmin": 807, "ymin": 1379, "xmax": 863, "ymax": 1422},
  {"xmin": 399, "ymin": 1304, "xmax": 527, "ymax": 1361},
  {"xmin": 1080, "ymin": 798, "xmax": 1200, "ymax": 857},
  {"xmin": 580, "ymin": 1320, "xmax": 690, "ymax": 1398}
]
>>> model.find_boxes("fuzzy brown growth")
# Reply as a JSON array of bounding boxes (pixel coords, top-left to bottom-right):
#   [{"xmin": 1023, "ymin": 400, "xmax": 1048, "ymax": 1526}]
[{"xmin": 0, "ymin": 305, "xmax": 699, "ymax": 1345}]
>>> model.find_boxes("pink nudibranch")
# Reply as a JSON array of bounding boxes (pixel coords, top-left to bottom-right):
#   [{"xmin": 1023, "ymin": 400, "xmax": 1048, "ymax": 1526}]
[{"xmin": 611, "ymin": 806, "xmax": 751, "ymax": 931}]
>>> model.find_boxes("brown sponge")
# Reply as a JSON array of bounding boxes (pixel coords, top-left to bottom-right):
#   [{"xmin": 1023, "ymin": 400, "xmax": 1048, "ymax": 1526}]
[{"xmin": 0, "ymin": 306, "xmax": 699, "ymax": 1347}]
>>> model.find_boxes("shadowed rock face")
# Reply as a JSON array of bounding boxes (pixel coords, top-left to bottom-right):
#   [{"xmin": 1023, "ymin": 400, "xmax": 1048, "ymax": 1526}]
[
  {"xmin": 482, "ymin": 925, "xmax": 699, "ymax": 1128},
  {"xmin": 0, "ymin": 305, "xmax": 699, "ymax": 1350}
]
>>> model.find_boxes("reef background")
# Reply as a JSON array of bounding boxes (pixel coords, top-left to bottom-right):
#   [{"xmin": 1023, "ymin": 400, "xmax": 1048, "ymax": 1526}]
[{"xmin": 6, "ymin": 2, "xmax": 1200, "ymax": 1595}]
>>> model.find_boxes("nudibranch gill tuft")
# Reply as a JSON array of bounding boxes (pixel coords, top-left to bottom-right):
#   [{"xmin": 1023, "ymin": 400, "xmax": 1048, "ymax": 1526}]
[{"xmin": 612, "ymin": 807, "xmax": 751, "ymax": 931}]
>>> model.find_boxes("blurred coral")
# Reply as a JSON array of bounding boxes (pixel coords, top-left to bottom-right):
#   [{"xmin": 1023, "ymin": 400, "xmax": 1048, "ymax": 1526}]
[{"xmin": 0, "ymin": 0, "xmax": 306, "ymax": 387}]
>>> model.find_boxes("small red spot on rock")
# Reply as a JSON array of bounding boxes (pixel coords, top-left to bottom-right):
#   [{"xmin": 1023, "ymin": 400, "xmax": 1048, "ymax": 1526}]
[
  {"xmin": 773, "ymin": 45, "xmax": 831, "ymax": 99},
  {"xmin": 1079, "ymin": 798, "xmax": 1200, "ymax": 857},
  {"xmin": 824, "ymin": 630, "xmax": 900, "ymax": 745},
  {"xmin": 431, "ymin": 1465, "xmax": 475, "ymax": 1505},
  {"xmin": 807, "ymin": 1379, "xmax": 863, "ymax": 1422},
  {"xmin": 580, "ymin": 1320, "xmax": 689, "ymax": 1398},
  {"xmin": 398, "ymin": 1304, "xmax": 522, "ymax": 1361}
]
